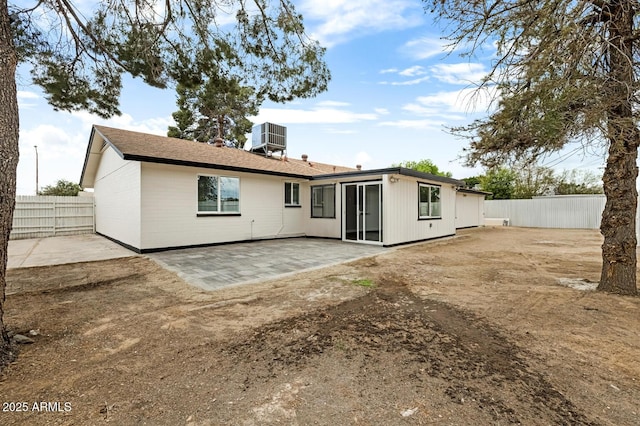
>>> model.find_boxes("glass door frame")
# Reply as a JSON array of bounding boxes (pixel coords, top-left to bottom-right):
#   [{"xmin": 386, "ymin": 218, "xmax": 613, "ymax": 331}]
[{"xmin": 342, "ymin": 181, "xmax": 383, "ymax": 245}]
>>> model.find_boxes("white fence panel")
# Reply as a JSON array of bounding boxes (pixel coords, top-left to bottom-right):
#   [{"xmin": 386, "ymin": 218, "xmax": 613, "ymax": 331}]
[
  {"xmin": 485, "ymin": 195, "xmax": 640, "ymax": 244},
  {"xmin": 10, "ymin": 195, "xmax": 95, "ymax": 240},
  {"xmin": 485, "ymin": 195, "xmax": 607, "ymax": 229}
]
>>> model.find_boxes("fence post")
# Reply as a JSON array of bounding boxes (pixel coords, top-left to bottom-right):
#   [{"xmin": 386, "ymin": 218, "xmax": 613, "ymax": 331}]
[{"xmin": 52, "ymin": 199, "xmax": 57, "ymax": 236}]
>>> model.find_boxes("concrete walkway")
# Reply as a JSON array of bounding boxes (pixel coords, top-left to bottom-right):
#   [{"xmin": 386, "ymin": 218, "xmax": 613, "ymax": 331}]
[
  {"xmin": 8, "ymin": 234, "xmax": 135, "ymax": 269},
  {"xmin": 147, "ymin": 238, "xmax": 388, "ymax": 291}
]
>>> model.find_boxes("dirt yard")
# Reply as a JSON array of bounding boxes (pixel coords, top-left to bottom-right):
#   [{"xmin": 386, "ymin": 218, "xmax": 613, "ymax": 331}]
[{"xmin": 1, "ymin": 227, "xmax": 639, "ymax": 425}]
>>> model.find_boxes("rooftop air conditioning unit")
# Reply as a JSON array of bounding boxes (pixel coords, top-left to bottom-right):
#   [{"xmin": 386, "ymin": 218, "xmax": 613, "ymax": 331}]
[{"xmin": 251, "ymin": 122, "xmax": 287, "ymax": 155}]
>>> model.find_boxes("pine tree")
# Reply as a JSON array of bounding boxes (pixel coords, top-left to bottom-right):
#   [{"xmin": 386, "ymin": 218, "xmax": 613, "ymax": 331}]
[
  {"xmin": 428, "ymin": 0, "xmax": 639, "ymax": 295},
  {"xmin": 0, "ymin": 0, "xmax": 330, "ymax": 370}
]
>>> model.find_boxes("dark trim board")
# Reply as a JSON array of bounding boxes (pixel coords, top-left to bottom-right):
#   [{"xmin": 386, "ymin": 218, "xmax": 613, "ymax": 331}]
[
  {"xmin": 96, "ymin": 232, "xmax": 143, "ymax": 254},
  {"xmin": 98, "ymin": 231, "xmax": 458, "ymax": 253},
  {"xmin": 124, "ymin": 153, "xmax": 311, "ymax": 180},
  {"xmin": 382, "ymin": 233, "xmax": 456, "ymax": 248},
  {"xmin": 97, "ymin": 232, "xmax": 342, "ymax": 254},
  {"xmin": 455, "ymin": 225, "xmax": 483, "ymax": 230}
]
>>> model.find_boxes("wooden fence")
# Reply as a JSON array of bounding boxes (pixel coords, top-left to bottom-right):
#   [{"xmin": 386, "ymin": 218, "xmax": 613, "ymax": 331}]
[{"xmin": 10, "ymin": 195, "xmax": 95, "ymax": 240}]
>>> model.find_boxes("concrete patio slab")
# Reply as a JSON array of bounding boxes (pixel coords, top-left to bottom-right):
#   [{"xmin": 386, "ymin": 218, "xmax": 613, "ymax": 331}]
[
  {"xmin": 8, "ymin": 234, "xmax": 135, "ymax": 269},
  {"xmin": 146, "ymin": 238, "xmax": 388, "ymax": 291}
]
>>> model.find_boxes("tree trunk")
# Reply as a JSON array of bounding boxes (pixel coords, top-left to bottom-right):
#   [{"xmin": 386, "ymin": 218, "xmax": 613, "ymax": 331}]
[
  {"xmin": 597, "ymin": 1, "xmax": 638, "ymax": 295},
  {"xmin": 599, "ymin": 136, "xmax": 639, "ymax": 295},
  {"xmin": 0, "ymin": 0, "xmax": 19, "ymax": 368}
]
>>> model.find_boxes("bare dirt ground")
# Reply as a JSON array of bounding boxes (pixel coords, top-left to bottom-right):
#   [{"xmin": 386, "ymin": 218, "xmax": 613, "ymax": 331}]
[{"xmin": 1, "ymin": 227, "xmax": 639, "ymax": 425}]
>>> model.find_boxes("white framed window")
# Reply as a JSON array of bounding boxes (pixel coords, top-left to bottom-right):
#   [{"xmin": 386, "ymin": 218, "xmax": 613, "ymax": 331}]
[
  {"xmin": 198, "ymin": 175, "xmax": 240, "ymax": 214},
  {"xmin": 284, "ymin": 182, "xmax": 300, "ymax": 206},
  {"xmin": 311, "ymin": 184, "xmax": 336, "ymax": 218},
  {"xmin": 418, "ymin": 183, "xmax": 441, "ymax": 219}
]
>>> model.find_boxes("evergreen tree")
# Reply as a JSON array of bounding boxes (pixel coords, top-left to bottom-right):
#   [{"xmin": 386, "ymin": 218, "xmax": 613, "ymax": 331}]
[
  {"xmin": 168, "ymin": 75, "xmax": 259, "ymax": 148},
  {"xmin": 428, "ymin": 0, "xmax": 640, "ymax": 295},
  {"xmin": 0, "ymin": 0, "xmax": 330, "ymax": 370}
]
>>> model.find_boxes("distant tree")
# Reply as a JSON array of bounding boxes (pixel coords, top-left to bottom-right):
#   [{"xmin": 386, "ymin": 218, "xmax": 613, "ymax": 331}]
[
  {"xmin": 462, "ymin": 176, "xmax": 481, "ymax": 189},
  {"xmin": 394, "ymin": 159, "xmax": 453, "ymax": 177},
  {"xmin": 555, "ymin": 170, "xmax": 604, "ymax": 195},
  {"xmin": 479, "ymin": 167, "xmax": 516, "ymax": 200},
  {"xmin": 168, "ymin": 75, "xmax": 259, "ymax": 148},
  {"xmin": 512, "ymin": 164, "xmax": 556, "ymax": 199},
  {"xmin": 38, "ymin": 180, "xmax": 83, "ymax": 196},
  {"xmin": 1, "ymin": 0, "xmax": 330, "ymax": 370}
]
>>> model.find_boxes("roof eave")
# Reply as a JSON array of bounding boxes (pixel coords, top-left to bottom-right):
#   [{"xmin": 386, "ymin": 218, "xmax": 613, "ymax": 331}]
[
  {"xmin": 79, "ymin": 126, "xmax": 127, "ymax": 188},
  {"xmin": 123, "ymin": 154, "xmax": 313, "ymax": 180},
  {"xmin": 311, "ymin": 167, "xmax": 465, "ymax": 186},
  {"xmin": 457, "ymin": 188, "xmax": 492, "ymax": 196}
]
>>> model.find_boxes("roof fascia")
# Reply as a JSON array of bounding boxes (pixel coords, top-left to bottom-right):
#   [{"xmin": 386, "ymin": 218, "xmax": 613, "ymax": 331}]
[
  {"xmin": 310, "ymin": 167, "xmax": 465, "ymax": 186},
  {"xmin": 457, "ymin": 188, "xmax": 492, "ymax": 196},
  {"xmin": 123, "ymin": 154, "xmax": 312, "ymax": 180},
  {"xmin": 79, "ymin": 126, "xmax": 97, "ymax": 186},
  {"xmin": 79, "ymin": 126, "xmax": 127, "ymax": 187}
]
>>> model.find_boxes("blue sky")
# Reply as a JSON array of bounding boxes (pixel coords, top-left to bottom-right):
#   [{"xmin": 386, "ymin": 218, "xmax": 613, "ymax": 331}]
[{"xmin": 14, "ymin": 0, "xmax": 606, "ymax": 195}]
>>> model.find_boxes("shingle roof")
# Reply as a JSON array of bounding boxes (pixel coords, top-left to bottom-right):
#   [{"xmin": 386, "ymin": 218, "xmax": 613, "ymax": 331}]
[{"xmin": 81, "ymin": 125, "xmax": 356, "ymax": 186}]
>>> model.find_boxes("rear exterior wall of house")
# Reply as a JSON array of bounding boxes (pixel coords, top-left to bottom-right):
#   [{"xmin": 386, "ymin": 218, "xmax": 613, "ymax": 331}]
[
  {"xmin": 382, "ymin": 174, "xmax": 457, "ymax": 246},
  {"xmin": 139, "ymin": 162, "xmax": 310, "ymax": 250}
]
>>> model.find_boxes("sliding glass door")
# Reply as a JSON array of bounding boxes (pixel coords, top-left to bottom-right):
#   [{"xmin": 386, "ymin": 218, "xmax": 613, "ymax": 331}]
[{"xmin": 343, "ymin": 182, "xmax": 382, "ymax": 244}]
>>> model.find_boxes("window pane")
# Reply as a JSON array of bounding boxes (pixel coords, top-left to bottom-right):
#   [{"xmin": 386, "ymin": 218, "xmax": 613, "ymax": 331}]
[
  {"xmin": 419, "ymin": 185, "xmax": 430, "ymax": 202},
  {"xmin": 431, "ymin": 187, "xmax": 441, "ymax": 217},
  {"xmin": 311, "ymin": 185, "xmax": 334, "ymax": 218},
  {"xmin": 312, "ymin": 186, "xmax": 323, "ymax": 217},
  {"xmin": 292, "ymin": 183, "xmax": 300, "ymax": 205},
  {"xmin": 198, "ymin": 176, "xmax": 218, "ymax": 212},
  {"xmin": 419, "ymin": 202, "xmax": 430, "ymax": 217},
  {"xmin": 285, "ymin": 182, "xmax": 292, "ymax": 204},
  {"xmin": 419, "ymin": 185, "xmax": 429, "ymax": 217},
  {"xmin": 324, "ymin": 185, "xmax": 335, "ymax": 217},
  {"xmin": 220, "ymin": 177, "xmax": 240, "ymax": 212}
]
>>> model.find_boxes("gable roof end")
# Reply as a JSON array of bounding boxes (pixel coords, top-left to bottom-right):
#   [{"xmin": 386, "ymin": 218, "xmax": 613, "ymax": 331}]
[{"xmin": 79, "ymin": 125, "xmax": 356, "ymax": 188}]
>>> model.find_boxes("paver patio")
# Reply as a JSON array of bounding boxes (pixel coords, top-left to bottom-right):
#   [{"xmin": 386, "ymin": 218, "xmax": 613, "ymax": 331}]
[{"xmin": 146, "ymin": 238, "xmax": 388, "ymax": 290}]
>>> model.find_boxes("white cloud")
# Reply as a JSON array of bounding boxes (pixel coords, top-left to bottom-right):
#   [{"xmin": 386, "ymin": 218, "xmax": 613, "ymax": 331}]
[
  {"xmin": 325, "ymin": 128, "xmax": 358, "ymax": 135},
  {"xmin": 17, "ymin": 90, "xmax": 40, "ymax": 109},
  {"xmin": 430, "ymin": 63, "xmax": 488, "ymax": 85},
  {"xmin": 377, "ymin": 66, "xmax": 430, "ymax": 85},
  {"xmin": 412, "ymin": 87, "xmax": 498, "ymax": 115},
  {"xmin": 399, "ymin": 65, "xmax": 427, "ymax": 77},
  {"xmin": 71, "ymin": 110, "xmax": 173, "ymax": 135},
  {"xmin": 378, "ymin": 119, "xmax": 445, "ymax": 130},
  {"xmin": 374, "ymin": 108, "xmax": 390, "ymax": 115},
  {"xmin": 355, "ymin": 151, "xmax": 372, "ymax": 166},
  {"xmin": 401, "ymin": 37, "xmax": 451, "ymax": 60},
  {"xmin": 379, "ymin": 86, "xmax": 499, "ymax": 131},
  {"xmin": 253, "ymin": 103, "xmax": 379, "ymax": 125},
  {"xmin": 16, "ymin": 111, "xmax": 174, "ymax": 193},
  {"xmin": 380, "ymin": 68, "xmax": 399, "ymax": 74},
  {"xmin": 18, "ymin": 91, "xmax": 39, "ymax": 100},
  {"xmin": 315, "ymin": 100, "xmax": 351, "ymax": 108},
  {"xmin": 380, "ymin": 76, "xmax": 430, "ymax": 86},
  {"xmin": 299, "ymin": 0, "xmax": 423, "ymax": 47}
]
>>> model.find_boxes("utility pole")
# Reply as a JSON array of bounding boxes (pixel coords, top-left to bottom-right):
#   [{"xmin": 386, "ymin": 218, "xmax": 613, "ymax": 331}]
[{"xmin": 34, "ymin": 145, "xmax": 38, "ymax": 195}]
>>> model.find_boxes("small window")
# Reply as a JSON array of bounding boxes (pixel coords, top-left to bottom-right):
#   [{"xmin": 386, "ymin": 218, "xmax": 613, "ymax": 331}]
[
  {"xmin": 311, "ymin": 184, "xmax": 335, "ymax": 218},
  {"xmin": 198, "ymin": 175, "xmax": 240, "ymax": 214},
  {"xmin": 284, "ymin": 182, "xmax": 300, "ymax": 206},
  {"xmin": 419, "ymin": 183, "xmax": 441, "ymax": 219}
]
